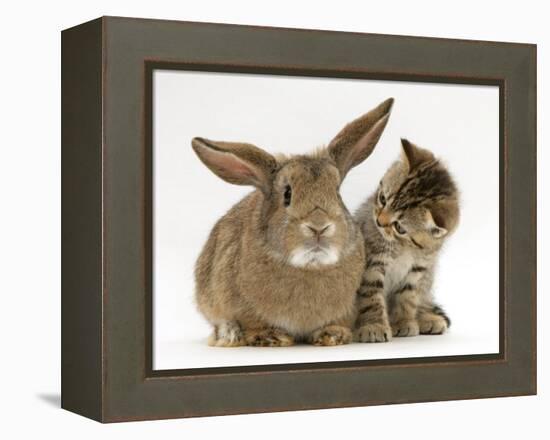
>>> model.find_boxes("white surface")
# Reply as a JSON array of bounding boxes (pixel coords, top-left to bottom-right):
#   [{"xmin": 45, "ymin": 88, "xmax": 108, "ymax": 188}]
[
  {"xmin": 1, "ymin": 0, "xmax": 546, "ymax": 438},
  {"xmin": 154, "ymin": 71, "xmax": 500, "ymax": 369}
]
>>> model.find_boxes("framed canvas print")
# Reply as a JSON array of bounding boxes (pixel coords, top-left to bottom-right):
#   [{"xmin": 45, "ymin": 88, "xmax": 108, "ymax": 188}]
[{"xmin": 61, "ymin": 16, "xmax": 536, "ymax": 422}]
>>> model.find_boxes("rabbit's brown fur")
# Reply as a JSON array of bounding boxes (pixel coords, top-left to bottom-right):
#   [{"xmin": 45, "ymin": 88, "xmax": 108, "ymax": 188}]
[{"xmin": 192, "ymin": 98, "xmax": 394, "ymax": 346}]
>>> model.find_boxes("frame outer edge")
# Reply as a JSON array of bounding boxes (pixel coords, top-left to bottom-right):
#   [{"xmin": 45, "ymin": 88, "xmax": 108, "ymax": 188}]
[
  {"xmin": 530, "ymin": 43, "xmax": 537, "ymax": 396},
  {"xmin": 61, "ymin": 17, "xmax": 104, "ymax": 422}
]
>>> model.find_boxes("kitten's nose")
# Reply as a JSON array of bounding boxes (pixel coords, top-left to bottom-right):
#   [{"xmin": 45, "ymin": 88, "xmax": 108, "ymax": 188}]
[{"xmin": 377, "ymin": 210, "xmax": 392, "ymax": 227}]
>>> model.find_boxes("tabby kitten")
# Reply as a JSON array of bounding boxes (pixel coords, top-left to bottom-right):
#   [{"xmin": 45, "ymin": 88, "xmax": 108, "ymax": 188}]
[{"xmin": 354, "ymin": 139, "xmax": 459, "ymax": 342}]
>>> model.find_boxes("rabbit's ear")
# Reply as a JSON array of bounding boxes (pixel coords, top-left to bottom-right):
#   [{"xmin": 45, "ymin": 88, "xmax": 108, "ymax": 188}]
[
  {"xmin": 401, "ymin": 138, "xmax": 435, "ymax": 171},
  {"xmin": 191, "ymin": 137, "xmax": 277, "ymax": 192},
  {"xmin": 328, "ymin": 97, "xmax": 394, "ymax": 179}
]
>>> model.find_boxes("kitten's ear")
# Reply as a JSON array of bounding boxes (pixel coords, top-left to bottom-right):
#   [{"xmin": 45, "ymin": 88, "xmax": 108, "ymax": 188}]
[
  {"xmin": 328, "ymin": 98, "xmax": 394, "ymax": 179},
  {"xmin": 429, "ymin": 223, "xmax": 448, "ymax": 239},
  {"xmin": 191, "ymin": 137, "xmax": 277, "ymax": 193},
  {"xmin": 427, "ymin": 201, "xmax": 459, "ymax": 238},
  {"xmin": 401, "ymin": 139, "xmax": 435, "ymax": 171}
]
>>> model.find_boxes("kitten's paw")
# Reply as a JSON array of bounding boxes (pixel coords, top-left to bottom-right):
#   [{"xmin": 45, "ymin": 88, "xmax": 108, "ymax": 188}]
[
  {"xmin": 311, "ymin": 325, "xmax": 352, "ymax": 346},
  {"xmin": 245, "ymin": 328, "xmax": 295, "ymax": 347},
  {"xmin": 208, "ymin": 321, "xmax": 245, "ymax": 347},
  {"xmin": 419, "ymin": 315, "xmax": 449, "ymax": 335},
  {"xmin": 354, "ymin": 323, "xmax": 392, "ymax": 343},
  {"xmin": 391, "ymin": 320, "xmax": 420, "ymax": 337}
]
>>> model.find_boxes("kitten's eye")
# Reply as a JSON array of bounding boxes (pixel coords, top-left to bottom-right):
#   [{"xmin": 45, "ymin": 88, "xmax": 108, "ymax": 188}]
[
  {"xmin": 284, "ymin": 185, "xmax": 292, "ymax": 207},
  {"xmin": 393, "ymin": 221, "xmax": 406, "ymax": 235},
  {"xmin": 379, "ymin": 191, "xmax": 386, "ymax": 206}
]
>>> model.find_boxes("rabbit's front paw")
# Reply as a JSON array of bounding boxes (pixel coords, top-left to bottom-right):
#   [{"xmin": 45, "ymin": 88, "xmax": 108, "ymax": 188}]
[
  {"xmin": 354, "ymin": 323, "xmax": 392, "ymax": 343},
  {"xmin": 208, "ymin": 320, "xmax": 245, "ymax": 347},
  {"xmin": 310, "ymin": 325, "xmax": 352, "ymax": 346},
  {"xmin": 245, "ymin": 328, "xmax": 295, "ymax": 347}
]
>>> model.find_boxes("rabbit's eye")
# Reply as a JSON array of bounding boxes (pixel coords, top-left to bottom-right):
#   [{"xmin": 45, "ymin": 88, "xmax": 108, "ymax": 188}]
[
  {"xmin": 284, "ymin": 185, "xmax": 292, "ymax": 207},
  {"xmin": 379, "ymin": 191, "xmax": 386, "ymax": 206},
  {"xmin": 393, "ymin": 221, "xmax": 406, "ymax": 235}
]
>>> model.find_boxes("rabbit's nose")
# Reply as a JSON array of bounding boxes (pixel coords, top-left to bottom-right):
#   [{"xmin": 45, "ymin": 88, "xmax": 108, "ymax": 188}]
[{"xmin": 302, "ymin": 222, "xmax": 335, "ymax": 239}]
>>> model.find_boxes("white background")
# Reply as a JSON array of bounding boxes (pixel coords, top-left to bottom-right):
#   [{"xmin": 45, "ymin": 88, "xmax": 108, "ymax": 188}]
[
  {"xmin": 1, "ymin": 0, "xmax": 546, "ymax": 438},
  {"xmin": 154, "ymin": 71, "xmax": 500, "ymax": 370}
]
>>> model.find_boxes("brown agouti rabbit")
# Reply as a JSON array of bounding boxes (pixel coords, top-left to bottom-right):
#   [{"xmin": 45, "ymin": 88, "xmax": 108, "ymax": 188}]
[{"xmin": 191, "ymin": 98, "xmax": 393, "ymax": 347}]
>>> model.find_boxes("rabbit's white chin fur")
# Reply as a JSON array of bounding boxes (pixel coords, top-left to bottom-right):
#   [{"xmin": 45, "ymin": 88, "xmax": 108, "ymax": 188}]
[{"xmin": 289, "ymin": 245, "xmax": 340, "ymax": 268}]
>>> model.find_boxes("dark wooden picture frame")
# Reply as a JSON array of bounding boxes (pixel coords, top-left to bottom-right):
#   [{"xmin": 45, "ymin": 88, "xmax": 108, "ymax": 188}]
[{"xmin": 62, "ymin": 16, "xmax": 536, "ymax": 422}]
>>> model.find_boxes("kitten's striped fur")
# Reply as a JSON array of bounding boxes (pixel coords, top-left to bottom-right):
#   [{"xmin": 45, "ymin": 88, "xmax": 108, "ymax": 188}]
[{"xmin": 354, "ymin": 139, "xmax": 459, "ymax": 342}]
